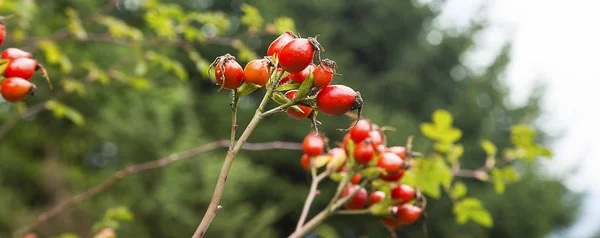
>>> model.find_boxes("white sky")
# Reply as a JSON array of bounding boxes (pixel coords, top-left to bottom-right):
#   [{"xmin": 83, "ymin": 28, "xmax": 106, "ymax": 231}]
[{"xmin": 436, "ymin": 0, "xmax": 600, "ymax": 236}]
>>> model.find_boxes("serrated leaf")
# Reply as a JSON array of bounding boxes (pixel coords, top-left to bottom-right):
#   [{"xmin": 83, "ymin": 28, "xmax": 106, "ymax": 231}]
[
  {"xmin": 38, "ymin": 40, "xmax": 73, "ymax": 73},
  {"xmin": 447, "ymin": 144, "xmax": 464, "ymax": 163},
  {"xmin": 451, "ymin": 182, "xmax": 467, "ymax": 199},
  {"xmin": 272, "ymin": 17, "xmax": 296, "ymax": 34},
  {"xmin": 412, "ymin": 157, "xmax": 453, "ymax": 199},
  {"xmin": 481, "ymin": 140, "xmax": 497, "ymax": 155},
  {"xmin": 240, "ymin": 4, "xmax": 263, "ymax": 31},
  {"xmin": 434, "ymin": 142, "xmax": 452, "ymax": 153},
  {"xmin": 453, "ymin": 197, "xmax": 493, "ymax": 227},
  {"xmin": 432, "ymin": 109, "xmax": 453, "ymax": 129},
  {"xmin": 510, "ymin": 124, "xmax": 535, "ymax": 146},
  {"xmin": 276, "ymin": 83, "xmax": 301, "ymax": 92},
  {"xmin": 400, "ymin": 170, "xmax": 416, "ymax": 187},
  {"xmin": 501, "ymin": 167, "xmax": 519, "ymax": 183}
]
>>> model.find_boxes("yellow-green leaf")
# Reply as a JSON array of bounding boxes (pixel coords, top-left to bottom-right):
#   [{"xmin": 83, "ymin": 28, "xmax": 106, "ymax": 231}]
[
  {"xmin": 432, "ymin": 109, "xmax": 453, "ymax": 129},
  {"xmin": 481, "ymin": 139, "xmax": 497, "ymax": 155},
  {"xmin": 45, "ymin": 100, "xmax": 85, "ymax": 127},
  {"xmin": 272, "ymin": 17, "xmax": 296, "ymax": 34},
  {"xmin": 97, "ymin": 16, "xmax": 143, "ymax": 41},
  {"xmin": 313, "ymin": 155, "xmax": 331, "ymax": 168},
  {"xmin": 451, "ymin": 182, "xmax": 467, "ymax": 199},
  {"xmin": 65, "ymin": 7, "xmax": 87, "ymax": 39},
  {"xmin": 62, "ymin": 78, "xmax": 87, "ymax": 96},
  {"xmin": 240, "ymin": 4, "xmax": 263, "ymax": 31},
  {"xmin": 105, "ymin": 206, "xmax": 134, "ymax": 221},
  {"xmin": 420, "ymin": 122, "xmax": 437, "ymax": 139},
  {"xmin": 491, "ymin": 168, "xmax": 505, "ymax": 194}
]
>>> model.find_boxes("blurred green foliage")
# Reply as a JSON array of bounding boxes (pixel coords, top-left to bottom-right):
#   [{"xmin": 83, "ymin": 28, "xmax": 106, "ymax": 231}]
[{"xmin": 0, "ymin": 0, "xmax": 579, "ymax": 237}]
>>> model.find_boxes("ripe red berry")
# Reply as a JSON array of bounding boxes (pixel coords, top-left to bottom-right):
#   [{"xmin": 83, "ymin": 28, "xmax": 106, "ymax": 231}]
[
  {"xmin": 313, "ymin": 59, "xmax": 337, "ymax": 88},
  {"xmin": 1, "ymin": 48, "xmax": 32, "ymax": 60},
  {"xmin": 396, "ymin": 204, "xmax": 423, "ymax": 225},
  {"xmin": 302, "ymin": 133, "xmax": 324, "ymax": 156},
  {"xmin": 278, "ymin": 38, "xmax": 317, "ymax": 73},
  {"xmin": 1, "ymin": 77, "xmax": 36, "ymax": 102},
  {"xmin": 380, "ymin": 170, "xmax": 405, "ymax": 182},
  {"xmin": 369, "ymin": 130, "xmax": 384, "ymax": 152},
  {"xmin": 377, "ymin": 152, "xmax": 404, "ymax": 173},
  {"xmin": 351, "ymin": 174, "xmax": 362, "ymax": 184},
  {"xmin": 386, "ymin": 146, "xmax": 407, "ymax": 159},
  {"xmin": 300, "ymin": 153, "xmax": 311, "ymax": 171},
  {"xmin": 243, "ymin": 59, "xmax": 271, "ymax": 86},
  {"xmin": 354, "ymin": 140, "xmax": 375, "ymax": 164},
  {"xmin": 0, "ymin": 23, "xmax": 5, "ymax": 47},
  {"xmin": 4, "ymin": 58, "xmax": 38, "ymax": 80},
  {"xmin": 210, "ymin": 54, "xmax": 244, "ymax": 90},
  {"xmin": 288, "ymin": 64, "xmax": 315, "ymax": 84},
  {"xmin": 369, "ymin": 191, "xmax": 386, "ymax": 205},
  {"xmin": 267, "ymin": 31, "xmax": 297, "ymax": 57},
  {"xmin": 391, "ymin": 184, "xmax": 415, "ymax": 204},
  {"xmin": 284, "ymin": 90, "xmax": 313, "ymax": 119},
  {"xmin": 316, "ymin": 85, "xmax": 361, "ymax": 116},
  {"xmin": 350, "ymin": 119, "xmax": 372, "ymax": 143},
  {"xmin": 340, "ymin": 184, "xmax": 368, "ymax": 210}
]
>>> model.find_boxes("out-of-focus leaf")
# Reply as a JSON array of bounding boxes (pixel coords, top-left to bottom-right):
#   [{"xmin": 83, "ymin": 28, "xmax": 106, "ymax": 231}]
[
  {"xmin": 272, "ymin": 17, "xmax": 296, "ymax": 34},
  {"xmin": 62, "ymin": 78, "xmax": 87, "ymax": 96},
  {"xmin": 105, "ymin": 206, "xmax": 134, "ymax": 221},
  {"xmin": 38, "ymin": 40, "xmax": 73, "ymax": 73},
  {"xmin": 81, "ymin": 61, "xmax": 110, "ymax": 84},
  {"xmin": 97, "ymin": 16, "xmax": 143, "ymax": 41},
  {"xmin": 432, "ymin": 109, "xmax": 453, "ymax": 129},
  {"xmin": 65, "ymin": 7, "xmax": 87, "ymax": 39},
  {"xmin": 45, "ymin": 100, "xmax": 85, "ymax": 127},
  {"xmin": 481, "ymin": 139, "xmax": 497, "ymax": 155},
  {"xmin": 451, "ymin": 181, "xmax": 467, "ymax": 199},
  {"xmin": 240, "ymin": 4, "xmax": 263, "ymax": 31},
  {"xmin": 453, "ymin": 197, "xmax": 493, "ymax": 228},
  {"xmin": 315, "ymin": 224, "xmax": 339, "ymax": 238},
  {"xmin": 145, "ymin": 51, "xmax": 188, "ymax": 80}
]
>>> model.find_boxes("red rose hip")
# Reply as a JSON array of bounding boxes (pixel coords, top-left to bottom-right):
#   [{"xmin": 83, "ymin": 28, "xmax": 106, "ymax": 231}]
[
  {"xmin": 340, "ymin": 184, "xmax": 368, "ymax": 210},
  {"xmin": 4, "ymin": 58, "xmax": 38, "ymax": 80},
  {"xmin": 316, "ymin": 85, "xmax": 362, "ymax": 116},
  {"xmin": 377, "ymin": 152, "xmax": 404, "ymax": 173},
  {"xmin": 267, "ymin": 31, "xmax": 297, "ymax": 57},
  {"xmin": 1, "ymin": 77, "xmax": 36, "ymax": 102},
  {"xmin": 1, "ymin": 48, "xmax": 32, "ymax": 60},
  {"xmin": 285, "ymin": 90, "xmax": 313, "ymax": 119},
  {"xmin": 391, "ymin": 184, "xmax": 415, "ymax": 204},
  {"xmin": 302, "ymin": 133, "xmax": 324, "ymax": 156}
]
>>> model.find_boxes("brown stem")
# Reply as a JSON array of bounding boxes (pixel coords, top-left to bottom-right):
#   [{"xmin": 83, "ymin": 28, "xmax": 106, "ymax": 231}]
[
  {"xmin": 192, "ymin": 85, "xmax": 276, "ymax": 238},
  {"xmin": 295, "ymin": 165, "xmax": 329, "ymax": 231},
  {"xmin": 12, "ymin": 140, "xmax": 301, "ymax": 237},
  {"xmin": 386, "ymin": 226, "xmax": 399, "ymax": 238}
]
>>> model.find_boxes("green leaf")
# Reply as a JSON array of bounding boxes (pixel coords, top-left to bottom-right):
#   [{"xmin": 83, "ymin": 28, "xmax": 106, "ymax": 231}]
[
  {"xmin": 368, "ymin": 199, "xmax": 396, "ymax": 216},
  {"xmin": 81, "ymin": 61, "xmax": 110, "ymax": 84},
  {"xmin": 231, "ymin": 40, "xmax": 259, "ymax": 62},
  {"xmin": 447, "ymin": 144, "xmax": 464, "ymax": 162},
  {"xmin": 187, "ymin": 12, "xmax": 231, "ymax": 34},
  {"xmin": 92, "ymin": 219, "xmax": 120, "ymax": 232},
  {"xmin": 128, "ymin": 77, "xmax": 151, "ymax": 90},
  {"xmin": 272, "ymin": 17, "xmax": 296, "ymax": 34},
  {"xmin": 453, "ymin": 197, "xmax": 493, "ymax": 227},
  {"xmin": 237, "ymin": 82, "xmax": 261, "ymax": 96},
  {"xmin": 143, "ymin": 4, "xmax": 182, "ymax": 41},
  {"xmin": 313, "ymin": 155, "xmax": 330, "ymax": 168},
  {"xmin": 439, "ymin": 128, "xmax": 462, "ymax": 143},
  {"xmin": 275, "ymin": 83, "xmax": 301, "ymax": 92},
  {"xmin": 240, "ymin": 4, "xmax": 263, "ymax": 31},
  {"xmin": 315, "ymin": 224, "xmax": 339, "ymax": 238},
  {"xmin": 38, "ymin": 40, "xmax": 73, "ymax": 73},
  {"xmin": 481, "ymin": 140, "xmax": 497, "ymax": 155},
  {"xmin": 145, "ymin": 51, "xmax": 188, "ymax": 80},
  {"xmin": 105, "ymin": 206, "xmax": 134, "ymax": 221},
  {"xmin": 432, "ymin": 109, "xmax": 453, "ymax": 129},
  {"xmin": 45, "ymin": 100, "xmax": 85, "ymax": 127},
  {"xmin": 491, "ymin": 168, "xmax": 505, "ymax": 194},
  {"xmin": 371, "ymin": 179, "xmax": 392, "ymax": 196},
  {"xmin": 97, "ymin": 16, "xmax": 143, "ymax": 41},
  {"xmin": 62, "ymin": 78, "xmax": 87, "ymax": 96},
  {"xmin": 58, "ymin": 233, "xmax": 80, "ymax": 238},
  {"xmin": 510, "ymin": 124, "xmax": 536, "ymax": 146},
  {"xmin": 359, "ymin": 167, "xmax": 386, "ymax": 180},
  {"xmin": 329, "ymin": 173, "xmax": 344, "ymax": 182},
  {"xmin": 451, "ymin": 182, "xmax": 467, "ymax": 199},
  {"xmin": 501, "ymin": 167, "xmax": 519, "ymax": 183},
  {"xmin": 471, "ymin": 210, "xmax": 493, "ymax": 228},
  {"xmin": 345, "ymin": 139, "xmax": 356, "ymax": 168},
  {"xmin": 412, "ymin": 157, "xmax": 453, "ymax": 198},
  {"xmin": 65, "ymin": 7, "xmax": 87, "ymax": 39},
  {"xmin": 420, "ymin": 123, "xmax": 437, "ymax": 139},
  {"xmin": 294, "ymin": 71, "xmax": 315, "ymax": 101}
]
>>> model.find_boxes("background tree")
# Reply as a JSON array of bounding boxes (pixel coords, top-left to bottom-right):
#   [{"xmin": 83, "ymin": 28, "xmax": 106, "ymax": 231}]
[{"xmin": 0, "ymin": 0, "xmax": 579, "ymax": 237}]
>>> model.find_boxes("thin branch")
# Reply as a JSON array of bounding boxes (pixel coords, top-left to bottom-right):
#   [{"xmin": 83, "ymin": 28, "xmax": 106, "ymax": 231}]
[
  {"xmin": 192, "ymin": 83, "xmax": 277, "ymax": 238},
  {"xmin": 386, "ymin": 226, "xmax": 399, "ymax": 238},
  {"xmin": 13, "ymin": 140, "xmax": 301, "ymax": 237},
  {"xmin": 229, "ymin": 90, "xmax": 239, "ymax": 151},
  {"xmin": 336, "ymin": 209, "xmax": 368, "ymax": 215},
  {"xmin": 296, "ymin": 164, "xmax": 329, "ymax": 231}
]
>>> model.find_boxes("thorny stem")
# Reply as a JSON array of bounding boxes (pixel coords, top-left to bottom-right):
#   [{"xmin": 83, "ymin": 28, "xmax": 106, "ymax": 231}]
[
  {"xmin": 13, "ymin": 140, "xmax": 303, "ymax": 237},
  {"xmin": 229, "ymin": 90, "xmax": 239, "ymax": 151},
  {"xmin": 296, "ymin": 163, "xmax": 329, "ymax": 231}
]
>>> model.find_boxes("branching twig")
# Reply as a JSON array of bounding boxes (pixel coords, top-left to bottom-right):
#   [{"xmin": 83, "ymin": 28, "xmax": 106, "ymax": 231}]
[
  {"xmin": 13, "ymin": 140, "xmax": 302, "ymax": 237},
  {"xmin": 295, "ymin": 164, "xmax": 329, "ymax": 231}
]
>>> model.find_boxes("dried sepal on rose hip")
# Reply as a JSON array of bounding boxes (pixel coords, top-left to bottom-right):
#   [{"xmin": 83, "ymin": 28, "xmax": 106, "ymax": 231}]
[
  {"xmin": 316, "ymin": 85, "xmax": 363, "ymax": 117},
  {"xmin": 208, "ymin": 54, "xmax": 244, "ymax": 91},
  {"xmin": 278, "ymin": 36, "xmax": 324, "ymax": 73},
  {"xmin": 313, "ymin": 58, "xmax": 339, "ymax": 88}
]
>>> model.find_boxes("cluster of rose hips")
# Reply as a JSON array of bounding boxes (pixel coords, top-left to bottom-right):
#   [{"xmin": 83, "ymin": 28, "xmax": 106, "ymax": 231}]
[
  {"xmin": 208, "ymin": 31, "xmax": 362, "ymax": 120},
  {"xmin": 0, "ymin": 20, "xmax": 51, "ymax": 103},
  {"xmin": 301, "ymin": 119, "xmax": 424, "ymax": 229}
]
